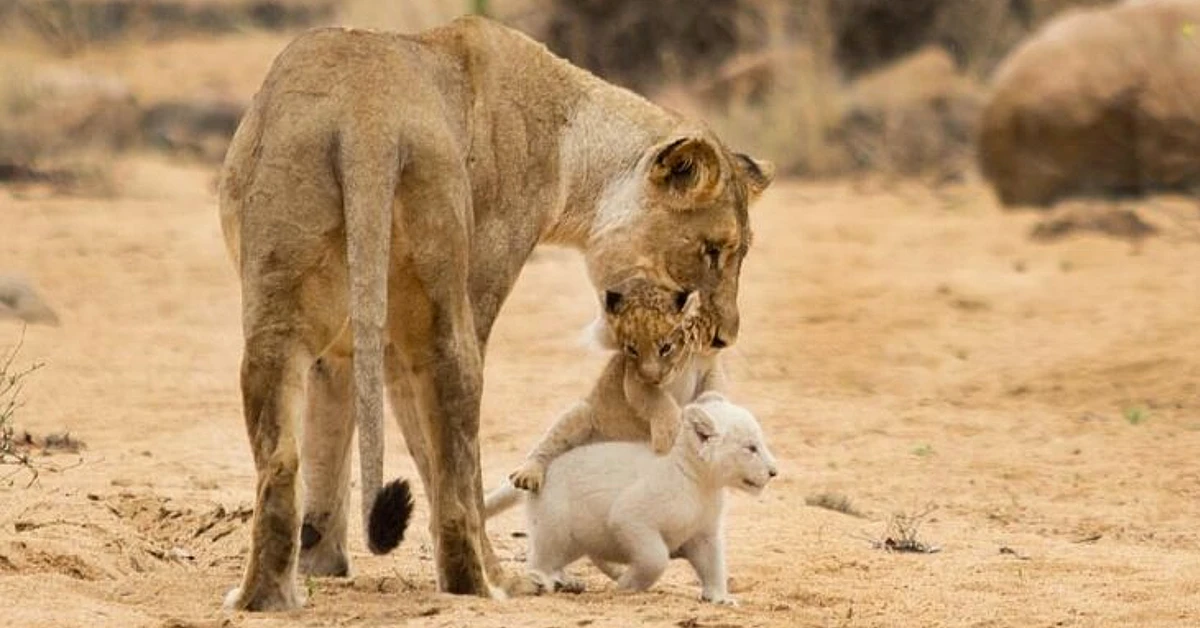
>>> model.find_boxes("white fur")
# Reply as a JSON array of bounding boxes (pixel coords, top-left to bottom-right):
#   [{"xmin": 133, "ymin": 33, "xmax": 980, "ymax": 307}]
[{"xmin": 521, "ymin": 393, "xmax": 777, "ymax": 604}]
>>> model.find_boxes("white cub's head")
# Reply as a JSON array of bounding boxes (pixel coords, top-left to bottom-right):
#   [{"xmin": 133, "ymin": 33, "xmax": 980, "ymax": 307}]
[{"xmin": 680, "ymin": 391, "xmax": 778, "ymax": 494}]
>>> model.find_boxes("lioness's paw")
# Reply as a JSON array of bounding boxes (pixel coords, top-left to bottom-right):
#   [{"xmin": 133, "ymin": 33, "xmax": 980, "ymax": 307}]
[
  {"xmin": 509, "ymin": 462, "xmax": 545, "ymax": 492},
  {"xmin": 222, "ymin": 582, "xmax": 305, "ymax": 612}
]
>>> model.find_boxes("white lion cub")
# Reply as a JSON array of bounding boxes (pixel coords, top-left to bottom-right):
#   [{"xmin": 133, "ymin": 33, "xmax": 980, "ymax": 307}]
[{"xmin": 522, "ymin": 391, "xmax": 778, "ymax": 604}]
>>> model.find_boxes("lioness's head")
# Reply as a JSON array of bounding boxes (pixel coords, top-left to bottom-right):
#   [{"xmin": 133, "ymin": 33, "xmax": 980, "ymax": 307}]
[
  {"xmin": 680, "ymin": 392, "xmax": 778, "ymax": 494},
  {"xmin": 586, "ymin": 130, "xmax": 774, "ymax": 350},
  {"xmin": 602, "ymin": 277, "xmax": 703, "ymax": 386}
]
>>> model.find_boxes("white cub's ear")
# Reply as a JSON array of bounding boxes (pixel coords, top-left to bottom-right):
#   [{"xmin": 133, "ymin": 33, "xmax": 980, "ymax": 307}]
[{"xmin": 684, "ymin": 404, "xmax": 718, "ymax": 443}]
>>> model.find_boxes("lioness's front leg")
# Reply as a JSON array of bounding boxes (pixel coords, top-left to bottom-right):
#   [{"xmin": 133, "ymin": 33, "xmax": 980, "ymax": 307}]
[{"xmin": 623, "ymin": 370, "xmax": 682, "ymax": 454}]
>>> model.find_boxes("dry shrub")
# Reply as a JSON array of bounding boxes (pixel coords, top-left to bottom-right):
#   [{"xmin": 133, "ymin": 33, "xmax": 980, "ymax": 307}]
[
  {"xmin": 0, "ymin": 64, "xmax": 134, "ymax": 194},
  {"xmin": 833, "ymin": 46, "xmax": 984, "ymax": 180},
  {"xmin": 3, "ymin": 0, "xmax": 336, "ymax": 56},
  {"xmin": 335, "ymin": 0, "xmax": 538, "ymax": 32},
  {"xmin": 698, "ymin": 0, "xmax": 845, "ymax": 177},
  {"xmin": 1, "ymin": 329, "xmax": 44, "ymax": 487}
]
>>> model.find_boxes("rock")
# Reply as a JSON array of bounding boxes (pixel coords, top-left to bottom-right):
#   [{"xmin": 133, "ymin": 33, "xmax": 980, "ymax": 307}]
[
  {"xmin": 0, "ymin": 275, "xmax": 61, "ymax": 326},
  {"xmin": 979, "ymin": 0, "xmax": 1200, "ymax": 207}
]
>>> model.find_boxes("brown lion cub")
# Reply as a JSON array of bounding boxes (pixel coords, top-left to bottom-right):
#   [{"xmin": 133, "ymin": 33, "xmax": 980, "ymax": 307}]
[{"xmin": 495, "ymin": 278, "xmax": 725, "ymax": 505}]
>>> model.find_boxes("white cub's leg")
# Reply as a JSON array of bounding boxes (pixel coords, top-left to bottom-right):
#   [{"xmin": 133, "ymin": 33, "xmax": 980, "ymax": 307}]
[
  {"xmin": 612, "ymin": 524, "xmax": 670, "ymax": 592},
  {"xmin": 680, "ymin": 531, "xmax": 736, "ymax": 606}
]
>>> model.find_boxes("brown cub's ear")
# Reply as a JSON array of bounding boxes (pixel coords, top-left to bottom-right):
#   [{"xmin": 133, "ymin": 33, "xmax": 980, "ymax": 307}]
[
  {"xmin": 648, "ymin": 136, "xmax": 724, "ymax": 207},
  {"xmin": 735, "ymin": 153, "xmax": 775, "ymax": 201},
  {"xmin": 675, "ymin": 290, "xmax": 701, "ymax": 318}
]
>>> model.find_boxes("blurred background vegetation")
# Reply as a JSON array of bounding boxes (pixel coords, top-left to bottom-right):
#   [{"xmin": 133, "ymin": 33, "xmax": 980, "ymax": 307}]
[{"xmin": 0, "ymin": 0, "xmax": 1139, "ymax": 196}]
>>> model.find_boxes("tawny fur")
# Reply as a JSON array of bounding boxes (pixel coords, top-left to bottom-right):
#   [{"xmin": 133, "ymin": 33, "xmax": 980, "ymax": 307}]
[
  {"xmin": 218, "ymin": 16, "xmax": 773, "ymax": 611},
  {"xmin": 484, "ymin": 280, "xmax": 724, "ymax": 517},
  {"xmin": 520, "ymin": 392, "xmax": 778, "ymax": 604}
]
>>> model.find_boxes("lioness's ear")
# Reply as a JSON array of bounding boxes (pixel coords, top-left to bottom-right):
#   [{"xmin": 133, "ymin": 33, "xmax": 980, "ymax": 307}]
[
  {"xmin": 648, "ymin": 136, "xmax": 724, "ymax": 206},
  {"xmin": 675, "ymin": 290, "xmax": 701, "ymax": 318},
  {"xmin": 684, "ymin": 405, "xmax": 718, "ymax": 443},
  {"xmin": 735, "ymin": 153, "xmax": 775, "ymax": 201}
]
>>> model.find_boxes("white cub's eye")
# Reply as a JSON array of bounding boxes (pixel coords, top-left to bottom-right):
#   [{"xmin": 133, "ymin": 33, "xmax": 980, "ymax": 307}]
[{"xmin": 747, "ymin": 445, "xmax": 758, "ymax": 454}]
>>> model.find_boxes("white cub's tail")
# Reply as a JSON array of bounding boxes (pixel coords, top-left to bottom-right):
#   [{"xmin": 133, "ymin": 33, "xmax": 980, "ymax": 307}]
[{"xmin": 484, "ymin": 477, "xmax": 524, "ymax": 518}]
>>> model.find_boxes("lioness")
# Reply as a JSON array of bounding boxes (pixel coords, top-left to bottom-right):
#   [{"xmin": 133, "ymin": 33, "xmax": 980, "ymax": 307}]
[
  {"xmin": 522, "ymin": 392, "xmax": 778, "ymax": 604},
  {"xmin": 218, "ymin": 15, "xmax": 773, "ymax": 611},
  {"xmin": 483, "ymin": 278, "xmax": 723, "ymax": 518}
]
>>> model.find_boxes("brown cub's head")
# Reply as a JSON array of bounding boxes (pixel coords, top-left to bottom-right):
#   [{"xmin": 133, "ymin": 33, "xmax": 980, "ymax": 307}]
[
  {"xmin": 603, "ymin": 277, "xmax": 703, "ymax": 386},
  {"xmin": 585, "ymin": 128, "xmax": 774, "ymax": 350}
]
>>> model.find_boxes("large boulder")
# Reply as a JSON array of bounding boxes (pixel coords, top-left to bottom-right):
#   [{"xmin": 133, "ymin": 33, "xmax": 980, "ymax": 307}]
[{"xmin": 979, "ymin": 0, "xmax": 1200, "ymax": 207}]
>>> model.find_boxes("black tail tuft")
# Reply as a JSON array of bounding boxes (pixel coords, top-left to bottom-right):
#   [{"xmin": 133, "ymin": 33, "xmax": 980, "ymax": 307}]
[{"xmin": 368, "ymin": 478, "xmax": 414, "ymax": 555}]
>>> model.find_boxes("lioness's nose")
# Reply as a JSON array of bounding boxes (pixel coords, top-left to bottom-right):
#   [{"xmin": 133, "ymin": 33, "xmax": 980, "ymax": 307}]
[{"xmin": 713, "ymin": 316, "xmax": 739, "ymax": 349}]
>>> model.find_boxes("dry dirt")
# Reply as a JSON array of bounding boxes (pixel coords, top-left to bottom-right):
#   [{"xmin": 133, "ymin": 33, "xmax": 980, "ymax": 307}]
[{"xmin": 4, "ymin": 34, "xmax": 1200, "ymax": 628}]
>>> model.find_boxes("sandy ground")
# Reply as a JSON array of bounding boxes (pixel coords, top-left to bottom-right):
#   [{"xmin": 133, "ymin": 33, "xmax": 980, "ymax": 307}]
[
  {"xmin": 4, "ymin": 165, "xmax": 1200, "ymax": 628},
  {"xmin": 5, "ymin": 31, "xmax": 1200, "ymax": 628}
]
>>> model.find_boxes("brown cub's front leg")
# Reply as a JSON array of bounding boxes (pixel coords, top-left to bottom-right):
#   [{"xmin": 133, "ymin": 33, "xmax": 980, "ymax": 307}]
[
  {"xmin": 623, "ymin": 369, "xmax": 682, "ymax": 454},
  {"xmin": 510, "ymin": 400, "xmax": 597, "ymax": 492}
]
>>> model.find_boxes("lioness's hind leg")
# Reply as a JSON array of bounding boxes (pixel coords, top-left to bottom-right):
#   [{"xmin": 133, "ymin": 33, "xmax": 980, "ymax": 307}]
[
  {"xmin": 299, "ymin": 352, "xmax": 354, "ymax": 577},
  {"xmin": 228, "ymin": 331, "xmax": 314, "ymax": 611}
]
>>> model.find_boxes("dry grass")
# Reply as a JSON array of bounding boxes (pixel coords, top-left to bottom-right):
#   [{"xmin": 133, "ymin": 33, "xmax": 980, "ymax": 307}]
[
  {"xmin": 702, "ymin": 1, "xmax": 845, "ymax": 177},
  {"xmin": 804, "ymin": 492, "xmax": 864, "ymax": 518}
]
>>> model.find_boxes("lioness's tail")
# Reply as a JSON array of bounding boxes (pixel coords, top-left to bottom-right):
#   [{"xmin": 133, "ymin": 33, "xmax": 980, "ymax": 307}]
[
  {"xmin": 483, "ymin": 478, "xmax": 524, "ymax": 518},
  {"xmin": 368, "ymin": 478, "xmax": 414, "ymax": 554},
  {"xmin": 340, "ymin": 125, "xmax": 399, "ymax": 552}
]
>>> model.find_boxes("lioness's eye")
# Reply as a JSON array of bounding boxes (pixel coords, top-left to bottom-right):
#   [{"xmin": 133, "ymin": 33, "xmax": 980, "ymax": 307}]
[{"xmin": 659, "ymin": 342, "xmax": 675, "ymax": 357}]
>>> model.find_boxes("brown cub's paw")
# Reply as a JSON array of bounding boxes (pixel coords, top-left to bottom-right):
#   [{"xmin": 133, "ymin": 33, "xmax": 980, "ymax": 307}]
[
  {"xmin": 650, "ymin": 419, "xmax": 680, "ymax": 454},
  {"xmin": 509, "ymin": 461, "xmax": 546, "ymax": 492}
]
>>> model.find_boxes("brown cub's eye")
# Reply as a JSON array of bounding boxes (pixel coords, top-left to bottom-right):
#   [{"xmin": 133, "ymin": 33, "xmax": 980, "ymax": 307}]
[
  {"xmin": 624, "ymin": 343, "xmax": 639, "ymax": 358},
  {"xmin": 659, "ymin": 342, "xmax": 675, "ymax": 357}
]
